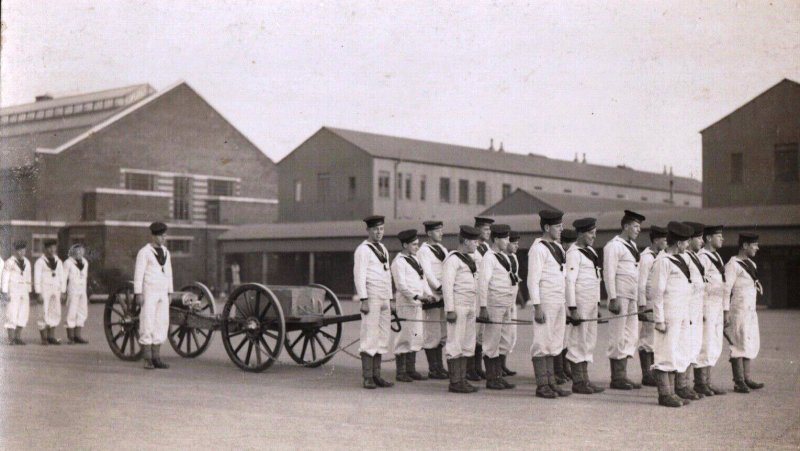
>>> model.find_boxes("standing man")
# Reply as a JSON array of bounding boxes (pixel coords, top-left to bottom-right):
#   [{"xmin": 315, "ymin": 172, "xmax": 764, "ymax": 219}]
[
  {"xmin": 34, "ymin": 239, "xmax": 66, "ymax": 345},
  {"xmin": 443, "ymin": 226, "xmax": 482, "ymax": 394},
  {"xmin": 468, "ymin": 216, "xmax": 494, "ymax": 381},
  {"xmin": 677, "ymin": 221, "xmax": 706, "ymax": 401},
  {"xmin": 64, "ymin": 244, "xmax": 90, "ymax": 345},
  {"xmin": 637, "ymin": 225, "xmax": 668, "ymax": 387},
  {"xmin": 134, "ymin": 222, "xmax": 174, "ymax": 370},
  {"xmin": 565, "ymin": 218, "xmax": 605, "ymax": 395},
  {"xmin": 528, "ymin": 210, "xmax": 571, "ymax": 399},
  {"xmin": 603, "ymin": 210, "xmax": 646, "ymax": 390},
  {"xmin": 418, "ymin": 220, "xmax": 449, "ymax": 380},
  {"xmin": 391, "ymin": 229, "xmax": 434, "ymax": 383},
  {"xmin": 650, "ymin": 222, "xmax": 695, "ymax": 408},
  {"xmin": 555, "ymin": 228, "xmax": 577, "ymax": 384},
  {"xmin": 2, "ymin": 241, "xmax": 32, "ymax": 345},
  {"xmin": 354, "ymin": 215, "xmax": 394, "ymax": 389},
  {"xmin": 724, "ymin": 233, "xmax": 764, "ymax": 394},
  {"xmin": 477, "ymin": 224, "xmax": 516, "ymax": 390},
  {"xmin": 499, "ymin": 230, "xmax": 524, "ymax": 377},
  {"xmin": 695, "ymin": 225, "xmax": 727, "ymax": 395}
]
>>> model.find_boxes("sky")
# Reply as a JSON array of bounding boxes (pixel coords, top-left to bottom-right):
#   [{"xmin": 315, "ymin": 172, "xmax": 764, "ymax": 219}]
[{"xmin": 2, "ymin": 1, "xmax": 799, "ymax": 179}]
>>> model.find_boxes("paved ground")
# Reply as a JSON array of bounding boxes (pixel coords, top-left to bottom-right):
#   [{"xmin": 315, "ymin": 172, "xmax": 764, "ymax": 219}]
[{"xmin": 1, "ymin": 303, "xmax": 798, "ymax": 450}]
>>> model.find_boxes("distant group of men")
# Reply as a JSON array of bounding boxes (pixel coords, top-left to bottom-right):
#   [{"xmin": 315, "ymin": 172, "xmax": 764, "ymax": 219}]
[{"xmin": 353, "ymin": 211, "xmax": 765, "ymax": 407}]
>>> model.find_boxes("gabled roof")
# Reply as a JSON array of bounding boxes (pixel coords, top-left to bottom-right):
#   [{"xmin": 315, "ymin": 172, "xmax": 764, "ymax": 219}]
[
  {"xmin": 320, "ymin": 127, "xmax": 701, "ymax": 195},
  {"xmin": 700, "ymin": 78, "xmax": 800, "ymax": 133},
  {"xmin": 0, "ymin": 83, "xmax": 154, "ymax": 116},
  {"xmin": 479, "ymin": 188, "xmax": 683, "ymax": 216}
]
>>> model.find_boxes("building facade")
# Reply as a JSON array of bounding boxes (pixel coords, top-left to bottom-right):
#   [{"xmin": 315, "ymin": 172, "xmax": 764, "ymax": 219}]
[
  {"xmin": 278, "ymin": 127, "xmax": 702, "ymax": 223},
  {"xmin": 702, "ymin": 79, "xmax": 800, "ymax": 208},
  {"xmin": 1, "ymin": 81, "xmax": 278, "ymax": 294}
]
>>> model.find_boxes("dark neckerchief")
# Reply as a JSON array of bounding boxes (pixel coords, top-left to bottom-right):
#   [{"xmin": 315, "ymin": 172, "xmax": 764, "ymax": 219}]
[
  {"xmin": 705, "ymin": 251, "xmax": 725, "ymax": 283},
  {"xmin": 737, "ymin": 258, "xmax": 759, "ymax": 284},
  {"xmin": 426, "ymin": 242, "xmax": 446, "ymax": 262},
  {"xmin": 620, "ymin": 238, "xmax": 640, "ymax": 263},
  {"xmin": 74, "ymin": 257, "xmax": 84, "ymax": 272},
  {"xmin": 687, "ymin": 251, "xmax": 706, "ymax": 279},
  {"xmin": 45, "ymin": 256, "xmax": 58, "ymax": 271},
  {"xmin": 493, "ymin": 252, "xmax": 519, "ymax": 285},
  {"xmin": 365, "ymin": 242, "xmax": 389, "ymax": 271},
  {"xmin": 539, "ymin": 240, "xmax": 565, "ymax": 272},
  {"xmin": 403, "ymin": 255, "xmax": 424, "ymax": 280},
  {"xmin": 477, "ymin": 242, "xmax": 488, "ymax": 256},
  {"xmin": 450, "ymin": 252, "xmax": 477, "ymax": 275},
  {"xmin": 577, "ymin": 246, "xmax": 601, "ymax": 278},
  {"xmin": 152, "ymin": 245, "xmax": 167, "ymax": 273},
  {"xmin": 15, "ymin": 257, "xmax": 25, "ymax": 272},
  {"xmin": 668, "ymin": 255, "xmax": 691, "ymax": 284}
]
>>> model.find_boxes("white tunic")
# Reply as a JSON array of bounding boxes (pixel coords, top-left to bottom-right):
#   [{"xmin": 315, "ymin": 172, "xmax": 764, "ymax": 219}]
[
  {"xmin": 64, "ymin": 257, "xmax": 90, "ymax": 328},
  {"xmin": 2, "ymin": 257, "xmax": 32, "ymax": 329},
  {"xmin": 724, "ymin": 257, "xmax": 760, "ymax": 359},
  {"xmin": 478, "ymin": 249, "xmax": 516, "ymax": 308},
  {"xmin": 353, "ymin": 241, "xmax": 392, "ymax": 300},
  {"xmin": 565, "ymin": 246, "xmax": 601, "ymax": 308},
  {"xmin": 603, "ymin": 236, "xmax": 640, "ymax": 301},
  {"xmin": 637, "ymin": 248, "xmax": 659, "ymax": 308},
  {"xmin": 391, "ymin": 254, "xmax": 430, "ymax": 353},
  {"xmin": 134, "ymin": 244, "xmax": 173, "ymax": 345},
  {"xmin": 34, "ymin": 255, "xmax": 67, "ymax": 329},
  {"xmin": 698, "ymin": 249, "xmax": 726, "ymax": 307},
  {"xmin": 418, "ymin": 242, "xmax": 447, "ymax": 296},
  {"xmin": 696, "ymin": 249, "xmax": 726, "ymax": 367},
  {"xmin": 650, "ymin": 252, "xmax": 693, "ymax": 372},
  {"xmin": 443, "ymin": 251, "xmax": 478, "ymax": 358},
  {"xmin": 526, "ymin": 238, "xmax": 566, "ymax": 305}
]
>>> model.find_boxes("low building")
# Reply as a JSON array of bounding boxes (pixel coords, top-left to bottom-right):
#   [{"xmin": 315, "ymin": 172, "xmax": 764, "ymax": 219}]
[{"xmin": 480, "ymin": 188, "xmax": 683, "ymax": 217}]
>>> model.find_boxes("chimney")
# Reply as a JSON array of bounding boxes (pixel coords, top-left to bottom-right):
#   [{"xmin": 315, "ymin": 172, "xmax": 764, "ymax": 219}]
[
  {"xmin": 582, "ymin": 153, "xmax": 587, "ymax": 164},
  {"xmin": 489, "ymin": 138, "xmax": 495, "ymax": 151},
  {"xmin": 663, "ymin": 165, "xmax": 667, "ymax": 175},
  {"xmin": 574, "ymin": 153, "xmax": 579, "ymax": 162},
  {"xmin": 35, "ymin": 94, "xmax": 54, "ymax": 102},
  {"xmin": 498, "ymin": 142, "xmax": 504, "ymax": 152},
  {"xmin": 669, "ymin": 166, "xmax": 674, "ymax": 203}
]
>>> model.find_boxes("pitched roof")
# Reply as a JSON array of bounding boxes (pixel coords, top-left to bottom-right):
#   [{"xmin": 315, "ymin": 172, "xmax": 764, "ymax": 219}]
[
  {"xmin": 480, "ymin": 188, "xmax": 683, "ymax": 216},
  {"xmin": 322, "ymin": 127, "xmax": 701, "ymax": 195},
  {"xmin": 700, "ymin": 78, "xmax": 800, "ymax": 133}
]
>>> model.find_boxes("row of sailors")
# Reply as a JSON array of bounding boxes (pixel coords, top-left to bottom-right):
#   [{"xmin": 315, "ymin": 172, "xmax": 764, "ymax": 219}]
[
  {"xmin": 353, "ymin": 211, "xmax": 764, "ymax": 407},
  {"xmin": 1, "ymin": 239, "xmax": 90, "ymax": 345}
]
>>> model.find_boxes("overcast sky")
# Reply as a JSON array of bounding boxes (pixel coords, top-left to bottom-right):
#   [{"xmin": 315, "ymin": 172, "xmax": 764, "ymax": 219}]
[{"xmin": 2, "ymin": 1, "xmax": 799, "ymax": 179}]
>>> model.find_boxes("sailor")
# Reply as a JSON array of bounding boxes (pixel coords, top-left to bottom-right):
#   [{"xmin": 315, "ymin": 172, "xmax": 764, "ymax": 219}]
[
  {"xmin": 477, "ymin": 224, "xmax": 516, "ymax": 390},
  {"xmin": 417, "ymin": 220, "xmax": 450, "ymax": 380},
  {"xmin": 724, "ymin": 233, "xmax": 764, "ymax": 394},
  {"xmin": 499, "ymin": 230, "xmax": 524, "ymax": 377},
  {"xmin": 554, "ymin": 228, "xmax": 578, "ymax": 384},
  {"xmin": 391, "ymin": 229, "xmax": 435, "ymax": 383},
  {"xmin": 134, "ymin": 222, "xmax": 174, "ymax": 370},
  {"xmin": 637, "ymin": 225, "xmax": 668, "ymax": 387},
  {"xmin": 695, "ymin": 225, "xmax": 727, "ymax": 395},
  {"xmin": 34, "ymin": 239, "xmax": 66, "ymax": 345},
  {"xmin": 527, "ymin": 209, "xmax": 571, "ymax": 399},
  {"xmin": 650, "ymin": 221, "xmax": 695, "ymax": 408},
  {"xmin": 354, "ymin": 215, "xmax": 395, "ymax": 389},
  {"xmin": 676, "ymin": 221, "xmax": 706, "ymax": 401},
  {"xmin": 468, "ymin": 216, "xmax": 494, "ymax": 381},
  {"xmin": 443, "ymin": 225, "xmax": 482, "ymax": 394},
  {"xmin": 64, "ymin": 244, "xmax": 90, "ymax": 344},
  {"xmin": 565, "ymin": 218, "xmax": 605, "ymax": 394},
  {"xmin": 603, "ymin": 209, "xmax": 646, "ymax": 390},
  {"xmin": 2, "ymin": 241, "xmax": 32, "ymax": 345}
]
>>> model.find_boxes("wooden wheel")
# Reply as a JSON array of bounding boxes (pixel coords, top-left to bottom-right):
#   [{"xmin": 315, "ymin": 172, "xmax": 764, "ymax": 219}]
[
  {"xmin": 221, "ymin": 283, "xmax": 285, "ymax": 372},
  {"xmin": 284, "ymin": 284, "xmax": 343, "ymax": 367},
  {"xmin": 168, "ymin": 282, "xmax": 217, "ymax": 358},
  {"xmin": 103, "ymin": 282, "xmax": 143, "ymax": 361}
]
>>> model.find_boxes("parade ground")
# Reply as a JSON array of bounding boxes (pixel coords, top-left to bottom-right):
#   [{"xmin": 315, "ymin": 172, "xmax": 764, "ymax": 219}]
[{"xmin": 1, "ymin": 303, "xmax": 798, "ymax": 450}]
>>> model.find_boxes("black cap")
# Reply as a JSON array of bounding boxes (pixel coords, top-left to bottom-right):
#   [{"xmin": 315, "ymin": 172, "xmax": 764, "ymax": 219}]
[
  {"xmin": 509, "ymin": 231, "xmax": 521, "ymax": 242},
  {"xmin": 561, "ymin": 229, "xmax": 578, "ymax": 243},
  {"xmin": 149, "ymin": 222, "xmax": 168, "ymax": 236},
  {"xmin": 398, "ymin": 229, "xmax": 419, "ymax": 244},
  {"xmin": 683, "ymin": 221, "xmax": 705, "ymax": 238},
  {"xmin": 739, "ymin": 233, "xmax": 759, "ymax": 246},
  {"xmin": 363, "ymin": 215, "xmax": 385, "ymax": 228},
  {"xmin": 649, "ymin": 225, "xmax": 668, "ymax": 240},
  {"xmin": 667, "ymin": 221, "xmax": 693, "ymax": 241},
  {"xmin": 13, "ymin": 240, "xmax": 27, "ymax": 250},
  {"xmin": 490, "ymin": 224, "xmax": 511, "ymax": 239},
  {"xmin": 539, "ymin": 209, "xmax": 564, "ymax": 226},
  {"xmin": 423, "ymin": 220, "xmax": 443, "ymax": 231},
  {"xmin": 459, "ymin": 225, "xmax": 481, "ymax": 240},
  {"xmin": 43, "ymin": 238, "xmax": 58, "ymax": 248},
  {"xmin": 704, "ymin": 225, "xmax": 724, "ymax": 236},
  {"xmin": 573, "ymin": 217, "xmax": 596, "ymax": 234},
  {"xmin": 623, "ymin": 210, "xmax": 646, "ymax": 223},
  {"xmin": 474, "ymin": 217, "xmax": 495, "ymax": 227}
]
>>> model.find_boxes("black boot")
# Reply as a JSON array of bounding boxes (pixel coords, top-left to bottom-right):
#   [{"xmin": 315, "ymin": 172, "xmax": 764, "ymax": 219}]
[
  {"xmin": 609, "ymin": 358, "xmax": 632, "ymax": 389},
  {"xmin": 675, "ymin": 370, "xmax": 700, "ymax": 400},
  {"xmin": 361, "ymin": 352, "xmax": 376, "ymax": 389},
  {"xmin": 639, "ymin": 350, "xmax": 657, "ymax": 387},
  {"xmin": 533, "ymin": 357, "xmax": 556, "ymax": 399},
  {"xmin": 474, "ymin": 344, "xmax": 486, "ymax": 380},
  {"xmin": 7, "ymin": 328, "xmax": 16, "ymax": 345},
  {"xmin": 74, "ymin": 326, "xmax": 89, "ymax": 344},
  {"xmin": 553, "ymin": 352, "xmax": 568, "ymax": 385},
  {"xmin": 407, "ymin": 351, "xmax": 427, "ymax": 380},
  {"xmin": 500, "ymin": 354, "xmax": 516, "ymax": 376},
  {"xmin": 706, "ymin": 366, "xmax": 726, "ymax": 395},
  {"xmin": 448, "ymin": 358, "xmax": 469, "ymax": 393},
  {"xmin": 372, "ymin": 354, "xmax": 394, "ymax": 388},
  {"xmin": 621, "ymin": 357, "xmax": 641, "ymax": 389},
  {"xmin": 14, "ymin": 327, "xmax": 25, "ymax": 345},
  {"xmin": 426, "ymin": 348, "xmax": 447, "ymax": 379},
  {"xmin": 561, "ymin": 349, "xmax": 572, "ymax": 381},
  {"xmin": 742, "ymin": 358, "xmax": 764, "ymax": 390},
  {"xmin": 39, "ymin": 328, "xmax": 49, "ymax": 345},
  {"xmin": 668, "ymin": 371, "xmax": 689, "ymax": 405},
  {"xmin": 484, "ymin": 356, "xmax": 505, "ymax": 390},
  {"xmin": 66, "ymin": 328, "xmax": 75, "ymax": 345},
  {"xmin": 694, "ymin": 366, "xmax": 714, "ymax": 396},
  {"xmin": 583, "ymin": 362, "xmax": 604, "ymax": 393},
  {"xmin": 47, "ymin": 326, "xmax": 61, "ymax": 345},
  {"xmin": 437, "ymin": 345, "xmax": 449, "ymax": 377},
  {"xmin": 547, "ymin": 356, "xmax": 571, "ymax": 397},
  {"xmin": 143, "ymin": 345, "xmax": 155, "ymax": 370},
  {"xmin": 465, "ymin": 351, "xmax": 481, "ymax": 381},
  {"xmin": 656, "ymin": 370, "xmax": 682, "ymax": 408},
  {"xmin": 396, "ymin": 353, "xmax": 413, "ymax": 382},
  {"xmin": 152, "ymin": 344, "xmax": 170, "ymax": 369},
  {"xmin": 570, "ymin": 360, "xmax": 593, "ymax": 394}
]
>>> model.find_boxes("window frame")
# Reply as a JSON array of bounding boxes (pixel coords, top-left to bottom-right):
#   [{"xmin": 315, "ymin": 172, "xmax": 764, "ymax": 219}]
[
  {"xmin": 378, "ymin": 171, "xmax": 391, "ymax": 198},
  {"xmin": 774, "ymin": 144, "xmax": 799, "ymax": 182},
  {"xmin": 439, "ymin": 177, "xmax": 451, "ymax": 203},
  {"xmin": 166, "ymin": 237, "xmax": 193, "ymax": 257},
  {"xmin": 476, "ymin": 181, "xmax": 487, "ymax": 205},
  {"xmin": 730, "ymin": 152, "xmax": 744, "ymax": 184}
]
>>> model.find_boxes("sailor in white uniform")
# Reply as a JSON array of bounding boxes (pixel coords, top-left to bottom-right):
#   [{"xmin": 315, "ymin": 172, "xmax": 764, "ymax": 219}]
[
  {"xmin": 33, "ymin": 238, "xmax": 66, "ymax": 345},
  {"xmin": 418, "ymin": 220, "xmax": 449, "ymax": 380},
  {"xmin": 467, "ymin": 216, "xmax": 494, "ymax": 381},
  {"xmin": 64, "ymin": 243, "xmax": 90, "ymax": 344},
  {"xmin": 636, "ymin": 225, "xmax": 667, "ymax": 387},
  {"xmin": 675, "ymin": 221, "xmax": 707, "ymax": 401},
  {"xmin": 695, "ymin": 225, "xmax": 727, "ymax": 396},
  {"xmin": 2, "ymin": 241, "xmax": 32, "ymax": 345}
]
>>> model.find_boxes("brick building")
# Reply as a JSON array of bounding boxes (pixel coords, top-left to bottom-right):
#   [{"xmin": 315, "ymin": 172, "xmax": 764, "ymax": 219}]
[
  {"xmin": 277, "ymin": 127, "xmax": 702, "ymax": 223},
  {"xmin": 1, "ymin": 81, "xmax": 277, "ymax": 293},
  {"xmin": 702, "ymin": 79, "xmax": 800, "ymax": 207}
]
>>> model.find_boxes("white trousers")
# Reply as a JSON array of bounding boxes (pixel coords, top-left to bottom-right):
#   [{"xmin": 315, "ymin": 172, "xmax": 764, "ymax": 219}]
[
  {"xmin": 696, "ymin": 300, "xmax": 724, "ymax": 367},
  {"xmin": 358, "ymin": 298, "xmax": 391, "ymax": 356},
  {"xmin": 652, "ymin": 309, "xmax": 691, "ymax": 373},
  {"xmin": 606, "ymin": 298, "xmax": 639, "ymax": 359},
  {"xmin": 66, "ymin": 291, "xmax": 89, "ymax": 328},
  {"xmin": 530, "ymin": 303, "xmax": 566, "ymax": 357},
  {"xmin": 423, "ymin": 307, "xmax": 445, "ymax": 349},
  {"xmin": 688, "ymin": 294, "xmax": 704, "ymax": 364},
  {"xmin": 4, "ymin": 290, "xmax": 30, "ymax": 329},
  {"xmin": 446, "ymin": 305, "xmax": 476, "ymax": 359},
  {"xmin": 500, "ymin": 304, "xmax": 517, "ymax": 355},
  {"xmin": 138, "ymin": 289, "xmax": 170, "ymax": 346},
  {"xmin": 638, "ymin": 300, "xmax": 654, "ymax": 352},
  {"xmin": 483, "ymin": 305, "xmax": 513, "ymax": 358},
  {"xmin": 566, "ymin": 302, "xmax": 598, "ymax": 363},
  {"xmin": 728, "ymin": 308, "xmax": 759, "ymax": 360},
  {"xmin": 36, "ymin": 288, "xmax": 62, "ymax": 329},
  {"xmin": 394, "ymin": 303, "xmax": 423, "ymax": 353}
]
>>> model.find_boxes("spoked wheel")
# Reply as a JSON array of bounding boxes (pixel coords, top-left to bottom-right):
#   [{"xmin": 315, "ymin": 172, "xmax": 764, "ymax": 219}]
[
  {"xmin": 221, "ymin": 283, "xmax": 285, "ymax": 372},
  {"xmin": 103, "ymin": 282, "xmax": 143, "ymax": 361},
  {"xmin": 168, "ymin": 282, "xmax": 217, "ymax": 358},
  {"xmin": 284, "ymin": 284, "xmax": 343, "ymax": 367}
]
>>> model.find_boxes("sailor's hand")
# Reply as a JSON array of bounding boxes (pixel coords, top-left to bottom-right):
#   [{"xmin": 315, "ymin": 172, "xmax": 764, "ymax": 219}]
[
  {"xmin": 608, "ymin": 298, "xmax": 621, "ymax": 315},
  {"xmin": 637, "ymin": 305, "xmax": 648, "ymax": 322},
  {"xmin": 723, "ymin": 311, "xmax": 730, "ymax": 328},
  {"xmin": 134, "ymin": 294, "xmax": 143, "ymax": 306},
  {"xmin": 360, "ymin": 300, "xmax": 370, "ymax": 315},
  {"xmin": 478, "ymin": 307, "xmax": 489, "ymax": 322},
  {"xmin": 570, "ymin": 307, "xmax": 580, "ymax": 322},
  {"xmin": 36, "ymin": 293, "xmax": 44, "ymax": 305},
  {"xmin": 534, "ymin": 305, "xmax": 546, "ymax": 324},
  {"xmin": 655, "ymin": 322, "xmax": 667, "ymax": 333},
  {"xmin": 446, "ymin": 311, "xmax": 457, "ymax": 323}
]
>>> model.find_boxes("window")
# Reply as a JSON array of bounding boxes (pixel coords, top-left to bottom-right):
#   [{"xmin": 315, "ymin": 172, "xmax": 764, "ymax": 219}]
[
  {"xmin": 731, "ymin": 153, "xmax": 743, "ymax": 184},
  {"xmin": 208, "ymin": 179, "xmax": 234, "ymax": 196},
  {"xmin": 420, "ymin": 175, "xmax": 426, "ymax": 201},
  {"xmin": 592, "ymin": 191, "xmax": 600, "ymax": 196},
  {"xmin": 379, "ymin": 171, "xmax": 391, "ymax": 198},
  {"xmin": 459, "ymin": 179, "xmax": 469, "ymax": 204},
  {"xmin": 563, "ymin": 188, "xmax": 572, "ymax": 193},
  {"xmin": 477, "ymin": 181, "xmax": 487, "ymax": 205},
  {"xmin": 206, "ymin": 200, "xmax": 220, "ymax": 224},
  {"xmin": 173, "ymin": 176, "xmax": 191, "ymax": 220},
  {"xmin": 317, "ymin": 173, "xmax": 330, "ymax": 202},
  {"xmin": 617, "ymin": 194, "xmax": 625, "ymax": 199},
  {"xmin": 397, "ymin": 172, "xmax": 404, "ymax": 199},
  {"xmin": 82, "ymin": 194, "xmax": 96, "ymax": 221},
  {"xmin": 125, "ymin": 172, "xmax": 155, "ymax": 191},
  {"xmin": 348, "ymin": 176, "xmax": 357, "ymax": 200},
  {"xmin": 641, "ymin": 196, "xmax": 648, "ymax": 201},
  {"xmin": 684, "ymin": 201, "xmax": 691, "ymax": 206},
  {"xmin": 167, "ymin": 238, "xmax": 192, "ymax": 256},
  {"xmin": 439, "ymin": 177, "xmax": 451, "ymax": 203},
  {"xmin": 534, "ymin": 186, "xmax": 543, "ymax": 191},
  {"xmin": 774, "ymin": 144, "xmax": 799, "ymax": 182},
  {"xmin": 31, "ymin": 234, "xmax": 58, "ymax": 257},
  {"xmin": 294, "ymin": 180, "xmax": 302, "ymax": 202},
  {"xmin": 405, "ymin": 174, "xmax": 412, "ymax": 200},
  {"xmin": 502, "ymin": 184, "xmax": 512, "ymax": 199}
]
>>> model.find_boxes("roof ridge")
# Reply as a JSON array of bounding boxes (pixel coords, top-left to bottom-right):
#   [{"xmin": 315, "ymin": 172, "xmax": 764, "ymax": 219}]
[
  {"xmin": 700, "ymin": 78, "xmax": 800, "ymax": 133},
  {"xmin": 0, "ymin": 83, "xmax": 154, "ymax": 112}
]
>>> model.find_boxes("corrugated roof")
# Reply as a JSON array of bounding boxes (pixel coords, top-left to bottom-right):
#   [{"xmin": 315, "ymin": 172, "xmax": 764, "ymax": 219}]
[
  {"xmin": 220, "ymin": 204, "xmax": 800, "ymax": 241},
  {"xmin": 323, "ymin": 127, "xmax": 701, "ymax": 195},
  {"xmin": 480, "ymin": 188, "xmax": 683, "ymax": 216},
  {"xmin": 0, "ymin": 84, "xmax": 154, "ymax": 116}
]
